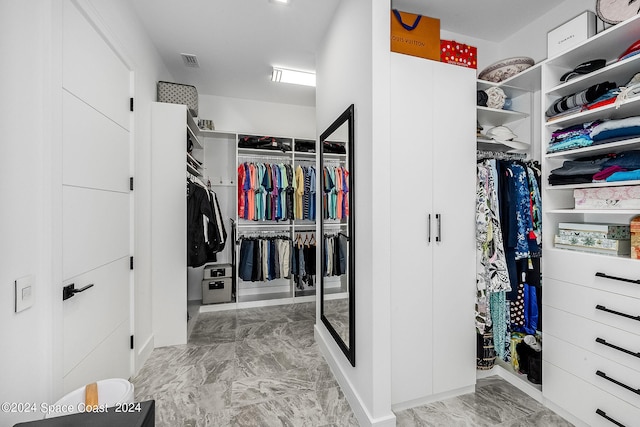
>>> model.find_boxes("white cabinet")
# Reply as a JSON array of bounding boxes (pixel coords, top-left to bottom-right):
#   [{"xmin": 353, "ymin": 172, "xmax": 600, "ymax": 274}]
[
  {"xmin": 541, "ymin": 14, "xmax": 640, "ymax": 425},
  {"xmin": 390, "ymin": 53, "xmax": 476, "ymax": 406}
]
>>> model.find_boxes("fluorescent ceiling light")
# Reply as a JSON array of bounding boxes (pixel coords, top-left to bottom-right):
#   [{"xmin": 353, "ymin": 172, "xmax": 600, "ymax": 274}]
[
  {"xmin": 271, "ymin": 67, "xmax": 316, "ymax": 87},
  {"xmin": 270, "ymin": 0, "xmax": 290, "ymax": 4}
]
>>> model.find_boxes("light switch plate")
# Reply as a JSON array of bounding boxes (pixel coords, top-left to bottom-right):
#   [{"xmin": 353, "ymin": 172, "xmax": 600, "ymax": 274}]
[{"xmin": 15, "ymin": 275, "xmax": 34, "ymax": 313}]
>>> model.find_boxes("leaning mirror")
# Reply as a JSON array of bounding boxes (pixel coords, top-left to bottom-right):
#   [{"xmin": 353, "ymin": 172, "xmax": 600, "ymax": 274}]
[{"xmin": 320, "ymin": 104, "xmax": 355, "ymax": 366}]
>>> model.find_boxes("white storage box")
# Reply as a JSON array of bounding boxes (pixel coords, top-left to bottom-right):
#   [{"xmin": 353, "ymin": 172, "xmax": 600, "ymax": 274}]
[{"xmin": 547, "ymin": 11, "xmax": 596, "ymax": 58}]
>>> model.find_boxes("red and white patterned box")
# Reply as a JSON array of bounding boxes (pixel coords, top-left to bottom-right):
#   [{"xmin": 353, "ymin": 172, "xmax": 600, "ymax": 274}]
[{"xmin": 440, "ymin": 40, "xmax": 477, "ymax": 69}]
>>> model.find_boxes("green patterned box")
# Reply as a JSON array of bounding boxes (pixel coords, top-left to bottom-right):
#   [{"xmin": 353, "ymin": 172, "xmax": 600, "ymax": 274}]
[{"xmin": 558, "ymin": 222, "xmax": 630, "ymax": 240}]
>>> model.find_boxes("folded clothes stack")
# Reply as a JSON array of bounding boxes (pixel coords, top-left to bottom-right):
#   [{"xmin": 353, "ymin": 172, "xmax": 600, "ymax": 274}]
[
  {"xmin": 548, "ymin": 149, "xmax": 640, "ymax": 185},
  {"xmin": 547, "ymin": 116, "xmax": 640, "ymax": 154}
]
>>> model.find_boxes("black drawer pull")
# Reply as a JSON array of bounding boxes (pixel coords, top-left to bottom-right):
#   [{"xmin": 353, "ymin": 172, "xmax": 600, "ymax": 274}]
[
  {"xmin": 208, "ymin": 281, "xmax": 225, "ymax": 290},
  {"xmin": 596, "ymin": 337, "xmax": 640, "ymax": 359},
  {"xmin": 596, "ymin": 409, "xmax": 626, "ymax": 427},
  {"xmin": 596, "ymin": 305, "xmax": 640, "ymax": 322},
  {"xmin": 211, "ymin": 269, "xmax": 225, "ymax": 277},
  {"xmin": 595, "ymin": 272, "xmax": 640, "ymax": 285},
  {"xmin": 596, "ymin": 370, "xmax": 640, "ymax": 395}
]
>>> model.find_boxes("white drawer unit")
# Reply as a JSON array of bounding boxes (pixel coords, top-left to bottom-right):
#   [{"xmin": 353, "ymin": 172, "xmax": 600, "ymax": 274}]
[
  {"xmin": 543, "ymin": 249, "xmax": 640, "ymax": 300},
  {"xmin": 544, "ymin": 305, "xmax": 640, "ymax": 372},
  {"xmin": 544, "ymin": 334, "xmax": 640, "ymax": 408},
  {"xmin": 544, "ymin": 361, "xmax": 640, "ymax": 427},
  {"xmin": 544, "ymin": 278, "xmax": 640, "ymax": 336}
]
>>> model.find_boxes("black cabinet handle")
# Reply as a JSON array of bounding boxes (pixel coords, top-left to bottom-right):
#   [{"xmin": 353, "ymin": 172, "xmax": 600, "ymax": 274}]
[
  {"xmin": 595, "ymin": 272, "xmax": 640, "ymax": 285},
  {"xmin": 596, "ymin": 370, "xmax": 640, "ymax": 395},
  {"xmin": 435, "ymin": 214, "xmax": 441, "ymax": 242},
  {"xmin": 596, "ymin": 337, "xmax": 640, "ymax": 359},
  {"xmin": 596, "ymin": 305, "xmax": 640, "ymax": 322},
  {"xmin": 596, "ymin": 409, "xmax": 626, "ymax": 427},
  {"xmin": 427, "ymin": 214, "xmax": 431, "ymax": 243}
]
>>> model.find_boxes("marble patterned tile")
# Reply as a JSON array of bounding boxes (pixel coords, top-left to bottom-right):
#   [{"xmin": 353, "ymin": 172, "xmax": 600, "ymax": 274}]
[
  {"xmin": 496, "ymin": 409, "xmax": 575, "ymax": 427},
  {"xmin": 457, "ymin": 390, "xmax": 532, "ymax": 426},
  {"xmin": 316, "ymin": 386, "xmax": 358, "ymax": 425},
  {"xmin": 231, "ymin": 392, "xmax": 329, "ymax": 427},
  {"xmin": 398, "ymin": 397, "xmax": 497, "ymax": 427},
  {"xmin": 151, "ymin": 382, "xmax": 234, "ymax": 427},
  {"xmin": 231, "ymin": 370, "xmax": 318, "ymax": 407}
]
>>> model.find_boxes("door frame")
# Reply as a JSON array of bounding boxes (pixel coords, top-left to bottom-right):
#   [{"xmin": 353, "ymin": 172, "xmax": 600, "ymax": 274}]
[{"xmin": 49, "ymin": 0, "xmax": 136, "ymax": 400}]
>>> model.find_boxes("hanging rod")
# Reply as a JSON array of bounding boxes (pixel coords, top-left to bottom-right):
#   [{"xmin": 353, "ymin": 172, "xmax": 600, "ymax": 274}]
[{"xmin": 477, "ymin": 149, "xmax": 527, "ymax": 161}]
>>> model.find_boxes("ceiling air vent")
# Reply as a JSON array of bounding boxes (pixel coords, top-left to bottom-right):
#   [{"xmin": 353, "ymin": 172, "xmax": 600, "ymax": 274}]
[{"xmin": 181, "ymin": 53, "xmax": 200, "ymax": 68}]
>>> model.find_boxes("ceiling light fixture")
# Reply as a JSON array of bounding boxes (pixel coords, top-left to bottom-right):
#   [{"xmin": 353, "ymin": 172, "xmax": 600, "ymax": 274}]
[
  {"xmin": 271, "ymin": 67, "xmax": 316, "ymax": 87},
  {"xmin": 269, "ymin": 0, "xmax": 290, "ymax": 4}
]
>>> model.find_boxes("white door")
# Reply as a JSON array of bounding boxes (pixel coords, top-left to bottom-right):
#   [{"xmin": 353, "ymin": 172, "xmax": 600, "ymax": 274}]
[
  {"xmin": 60, "ymin": 0, "xmax": 133, "ymax": 393},
  {"xmin": 430, "ymin": 62, "xmax": 477, "ymax": 394},
  {"xmin": 390, "ymin": 52, "xmax": 435, "ymax": 404}
]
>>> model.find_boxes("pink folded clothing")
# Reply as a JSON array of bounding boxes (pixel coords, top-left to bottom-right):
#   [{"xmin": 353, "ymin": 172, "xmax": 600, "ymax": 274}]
[{"xmin": 593, "ymin": 165, "xmax": 626, "ymax": 181}]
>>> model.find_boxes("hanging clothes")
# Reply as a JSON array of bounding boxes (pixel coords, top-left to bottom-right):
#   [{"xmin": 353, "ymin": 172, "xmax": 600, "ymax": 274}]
[
  {"xmin": 238, "ymin": 161, "xmax": 295, "ymax": 222},
  {"xmin": 187, "ymin": 179, "xmax": 227, "ymax": 267},
  {"xmin": 238, "ymin": 236, "xmax": 291, "ymax": 282},
  {"xmin": 475, "ymin": 156, "xmax": 543, "ymax": 364}
]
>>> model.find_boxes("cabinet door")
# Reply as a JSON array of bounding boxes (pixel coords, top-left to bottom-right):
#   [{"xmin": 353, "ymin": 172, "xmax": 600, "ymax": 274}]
[
  {"xmin": 431, "ymin": 62, "xmax": 477, "ymax": 394},
  {"xmin": 390, "ymin": 53, "xmax": 435, "ymax": 404}
]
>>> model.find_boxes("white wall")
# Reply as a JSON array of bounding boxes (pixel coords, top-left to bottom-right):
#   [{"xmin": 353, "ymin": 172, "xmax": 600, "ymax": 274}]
[
  {"xmin": 0, "ymin": 1, "xmax": 52, "ymax": 425},
  {"xmin": 316, "ymin": 0, "xmax": 394, "ymax": 425},
  {"xmin": 500, "ymin": 0, "xmax": 596, "ymax": 62},
  {"xmin": 0, "ymin": 1, "xmax": 171, "ymax": 423},
  {"xmin": 198, "ymin": 94, "xmax": 316, "ymax": 138}
]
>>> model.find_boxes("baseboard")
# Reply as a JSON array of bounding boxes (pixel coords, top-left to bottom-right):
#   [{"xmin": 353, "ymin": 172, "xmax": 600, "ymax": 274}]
[
  {"xmin": 488, "ymin": 361, "xmax": 543, "ymax": 403},
  {"xmin": 315, "ymin": 326, "xmax": 396, "ymax": 427},
  {"xmin": 391, "ymin": 385, "xmax": 475, "ymax": 413}
]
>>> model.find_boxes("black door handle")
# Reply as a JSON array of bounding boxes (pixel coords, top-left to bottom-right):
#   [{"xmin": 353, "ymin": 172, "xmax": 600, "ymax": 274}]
[
  {"xmin": 595, "ymin": 272, "xmax": 640, "ymax": 285},
  {"xmin": 62, "ymin": 283, "xmax": 95, "ymax": 301},
  {"xmin": 595, "ymin": 305, "xmax": 640, "ymax": 322},
  {"xmin": 596, "ymin": 370, "xmax": 640, "ymax": 395},
  {"xmin": 596, "ymin": 409, "xmax": 626, "ymax": 427},
  {"xmin": 596, "ymin": 337, "xmax": 640, "ymax": 359}
]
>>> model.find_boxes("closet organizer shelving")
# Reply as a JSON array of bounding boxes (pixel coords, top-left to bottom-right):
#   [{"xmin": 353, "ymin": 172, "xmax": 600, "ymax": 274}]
[
  {"xmin": 476, "ymin": 62, "xmax": 541, "ymax": 152},
  {"xmin": 541, "ymin": 14, "xmax": 640, "ymax": 427},
  {"xmin": 475, "ymin": 61, "xmax": 544, "ymax": 397},
  {"xmin": 194, "ymin": 128, "xmax": 348, "ymax": 313},
  {"xmin": 151, "ymin": 102, "xmax": 204, "ymax": 347}
]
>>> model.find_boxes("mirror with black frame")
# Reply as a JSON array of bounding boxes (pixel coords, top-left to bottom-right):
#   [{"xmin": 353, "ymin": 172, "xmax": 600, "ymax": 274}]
[{"xmin": 319, "ymin": 104, "xmax": 355, "ymax": 366}]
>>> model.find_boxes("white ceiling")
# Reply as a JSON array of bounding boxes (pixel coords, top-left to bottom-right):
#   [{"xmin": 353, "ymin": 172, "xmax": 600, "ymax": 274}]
[{"xmin": 131, "ymin": 0, "xmax": 560, "ymax": 107}]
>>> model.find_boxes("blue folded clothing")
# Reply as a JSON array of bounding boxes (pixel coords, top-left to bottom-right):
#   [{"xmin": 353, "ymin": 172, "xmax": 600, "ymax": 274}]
[
  {"xmin": 603, "ymin": 150, "xmax": 640, "ymax": 170},
  {"xmin": 592, "ymin": 126, "xmax": 640, "ymax": 141},
  {"xmin": 605, "ymin": 168, "xmax": 640, "ymax": 182}
]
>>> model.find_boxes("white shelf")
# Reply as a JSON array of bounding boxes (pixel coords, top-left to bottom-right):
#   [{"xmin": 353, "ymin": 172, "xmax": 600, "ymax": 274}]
[
  {"xmin": 546, "ymin": 137, "xmax": 640, "ymax": 159},
  {"xmin": 477, "ymin": 137, "xmax": 528, "ymax": 152},
  {"xmin": 477, "ymin": 62, "xmax": 542, "ymax": 94},
  {"xmin": 477, "ymin": 106, "xmax": 528, "ymax": 126},
  {"xmin": 546, "ymin": 54, "xmax": 640, "ymax": 98},
  {"xmin": 237, "ymin": 148, "xmax": 293, "ymax": 157},
  {"xmin": 546, "ymin": 180, "xmax": 640, "ymax": 190},
  {"xmin": 545, "ymin": 95, "xmax": 640, "ymax": 128},
  {"xmin": 547, "ymin": 208, "xmax": 640, "ymax": 215},
  {"xmin": 186, "ymin": 111, "xmax": 203, "ymax": 149}
]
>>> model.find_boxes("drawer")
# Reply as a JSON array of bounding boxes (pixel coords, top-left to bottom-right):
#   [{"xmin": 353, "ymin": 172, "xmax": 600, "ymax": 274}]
[
  {"xmin": 544, "ymin": 361, "xmax": 640, "ymax": 427},
  {"xmin": 543, "ymin": 248, "xmax": 640, "ymax": 299},
  {"xmin": 544, "ymin": 278, "xmax": 640, "ymax": 336},
  {"xmin": 201, "ymin": 278, "xmax": 232, "ymax": 304},
  {"xmin": 544, "ymin": 334, "xmax": 640, "ymax": 408},
  {"xmin": 544, "ymin": 306, "xmax": 640, "ymax": 372},
  {"xmin": 204, "ymin": 264, "xmax": 232, "ymax": 279}
]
